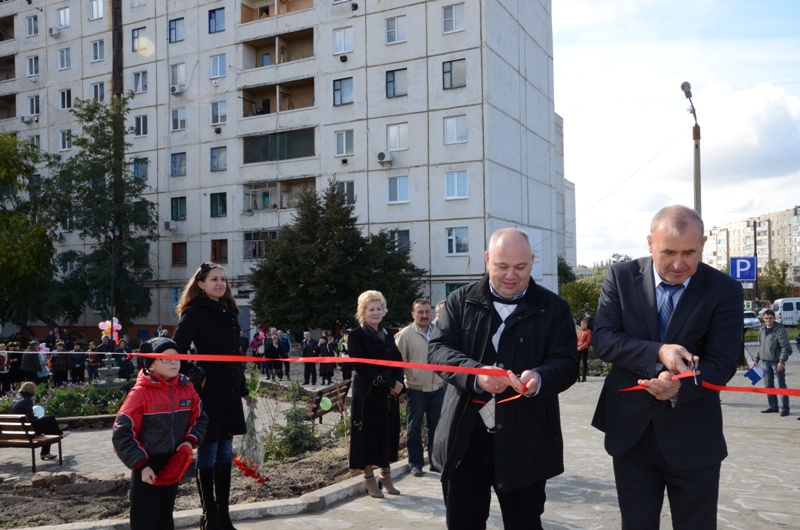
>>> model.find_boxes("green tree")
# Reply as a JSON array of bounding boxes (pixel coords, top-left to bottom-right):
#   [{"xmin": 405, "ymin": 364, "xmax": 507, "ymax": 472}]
[
  {"xmin": 0, "ymin": 134, "xmax": 59, "ymax": 328},
  {"xmin": 250, "ymin": 180, "xmax": 426, "ymax": 331},
  {"xmin": 759, "ymin": 259, "xmax": 791, "ymax": 302},
  {"xmin": 560, "ymin": 280, "xmax": 601, "ymax": 321},
  {"xmin": 557, "ymin": 255, "xmax": 576, "ymax": 286},
  {"xmin": 44, "ymin": 94, "xmax": 158, "ymax": 328}
]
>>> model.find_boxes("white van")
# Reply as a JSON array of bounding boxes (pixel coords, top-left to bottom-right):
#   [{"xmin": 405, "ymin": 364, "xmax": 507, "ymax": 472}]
[{"xmin": 772, "ymin": 298, "xmax": 800, "ymax": 327}]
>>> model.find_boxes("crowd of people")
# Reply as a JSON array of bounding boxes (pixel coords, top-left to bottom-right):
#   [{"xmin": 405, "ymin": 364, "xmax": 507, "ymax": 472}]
[{"xmin": 5, "ymin": 206, "xmax": 800, "ymax": 530}]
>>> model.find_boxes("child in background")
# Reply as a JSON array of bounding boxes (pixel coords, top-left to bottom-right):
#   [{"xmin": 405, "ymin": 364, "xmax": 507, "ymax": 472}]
[{"xmin": 112, "ymin": 337, "xmax": 208, "ymax": 530}]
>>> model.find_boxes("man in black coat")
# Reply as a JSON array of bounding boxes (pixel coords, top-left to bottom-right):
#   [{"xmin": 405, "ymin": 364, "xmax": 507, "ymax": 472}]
[
  {"xmin": 301, "ymin": 331, "xmax": 319, "ymax": 385},
  {"xmin": 592, "ymin": 205, "xmax": 743, "ymax": 529},
  {"xmin": 429, "ymin": 228, "xmax": 577, "ymax": 530}
]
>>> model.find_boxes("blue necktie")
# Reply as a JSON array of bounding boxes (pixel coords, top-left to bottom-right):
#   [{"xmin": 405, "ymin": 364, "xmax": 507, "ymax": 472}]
[{"xmin": 659, "ymin": 282, "xmax": 684, "ymax": 341}]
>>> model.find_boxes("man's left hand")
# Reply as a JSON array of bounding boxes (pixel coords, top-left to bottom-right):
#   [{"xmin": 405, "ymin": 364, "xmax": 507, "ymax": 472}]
[
  {"xmin": 638, "ymin": 371, "xmax": 680, "ymax": 401},
  {"xmin": 507, "ymin": 370, "xmax": 540, "ymax": 396}
]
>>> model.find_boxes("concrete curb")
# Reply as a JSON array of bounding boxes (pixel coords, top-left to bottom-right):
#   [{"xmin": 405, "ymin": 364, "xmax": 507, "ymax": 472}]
[{"xmin": 19, "ymin": 462, "xmax": 410, "ymax": 530}]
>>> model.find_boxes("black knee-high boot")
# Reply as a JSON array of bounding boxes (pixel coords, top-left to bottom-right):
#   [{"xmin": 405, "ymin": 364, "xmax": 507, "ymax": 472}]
[
  {"xmin": 196, "ymin": 468, "xmax": 221, "ymax": 530},
  {"xmin": 214, "ymin": 462, "xmax": 237, "ymax": 530}
]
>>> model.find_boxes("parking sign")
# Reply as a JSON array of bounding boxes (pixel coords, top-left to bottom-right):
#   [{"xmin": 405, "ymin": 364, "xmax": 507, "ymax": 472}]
[{"xmin": 729, "ymin": 257, "xmax": 757, "ymax": 281}]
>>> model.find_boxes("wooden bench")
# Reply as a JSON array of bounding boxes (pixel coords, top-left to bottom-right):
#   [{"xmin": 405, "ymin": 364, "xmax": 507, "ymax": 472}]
[
  {"xmin": 306, "ymin": 379, "xmax": 351, "ymax": 424},
  {"xmin": 0, "ymin": 414, "xmax": 63, "ymax": 473}
]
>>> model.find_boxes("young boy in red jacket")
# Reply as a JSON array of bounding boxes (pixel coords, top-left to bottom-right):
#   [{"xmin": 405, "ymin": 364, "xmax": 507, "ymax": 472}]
[{"xmin": 113, "ymin": 337, "xmax": 208, "ymax": 530}]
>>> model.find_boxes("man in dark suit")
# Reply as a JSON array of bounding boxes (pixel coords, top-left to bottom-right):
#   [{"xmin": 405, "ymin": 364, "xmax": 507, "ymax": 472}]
[
  {"xmin": 301, "ymin": 331, "xmax": 319, "ymax": 385},
  {"xmin": 592, "ymin": 205, "xmax": 743, "ymax": 529}
]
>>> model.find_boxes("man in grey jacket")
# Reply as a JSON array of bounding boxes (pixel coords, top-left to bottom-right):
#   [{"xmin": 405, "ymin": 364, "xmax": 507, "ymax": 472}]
[
  {"xmin": 395, "ymin": 299, "xmax": 444, "ymax": 477},
  {"xmin": 754, "ymin": 309, "xmax": 793, "ymax": 416}
]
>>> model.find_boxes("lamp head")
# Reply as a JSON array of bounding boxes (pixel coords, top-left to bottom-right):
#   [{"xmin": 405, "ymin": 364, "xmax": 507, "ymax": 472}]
[{"xmin": 681, "ymin": 81, "xmax": 692, "ymax": 99}]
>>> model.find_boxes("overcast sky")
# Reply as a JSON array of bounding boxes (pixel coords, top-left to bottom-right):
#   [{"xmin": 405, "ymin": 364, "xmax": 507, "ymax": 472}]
[{"xmin": 553, "ymin": 0, "xmax": 800, "ymax": 266}]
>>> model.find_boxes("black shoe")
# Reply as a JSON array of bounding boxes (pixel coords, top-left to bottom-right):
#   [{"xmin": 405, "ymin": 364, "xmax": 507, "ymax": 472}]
[
  {"xmin": 41, "ymin": 453, "xmax": 56, "ymax": 460},
  {"xmin": 781, "ymin": 410, "xmax": 790, "ymax": 417},
  {"xmin": 762, "ymin": 408, "xmax": 779, "ymax": 413},
  {"xmin": 428, "ymin": 465, "xmax": 440, "ymax": 473}
]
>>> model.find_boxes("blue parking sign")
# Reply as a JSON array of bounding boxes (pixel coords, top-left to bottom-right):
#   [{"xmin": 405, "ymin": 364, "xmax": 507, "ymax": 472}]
[{"xmin": 729, "ymin": 257, "xmax": 757, "ymax": 281}]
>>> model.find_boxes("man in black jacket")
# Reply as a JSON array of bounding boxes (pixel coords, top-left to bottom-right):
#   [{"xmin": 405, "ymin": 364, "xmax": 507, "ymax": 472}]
[
  {"xmin": 301, "ymin": 331, "xmax": 319, "ymax": 385},
  {"xmin": 429, "ymin": 227, "xmax": 578, "ymax": 530}
]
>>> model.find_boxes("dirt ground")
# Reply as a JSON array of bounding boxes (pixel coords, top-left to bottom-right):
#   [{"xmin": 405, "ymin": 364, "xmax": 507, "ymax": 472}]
[{"xmin": 0, "ymin": 436, "xmax": 357, "ymax": 528}]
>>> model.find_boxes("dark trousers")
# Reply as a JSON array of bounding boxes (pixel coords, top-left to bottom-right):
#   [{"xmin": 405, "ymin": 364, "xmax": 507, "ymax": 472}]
[
  {"xmin": 282, "ymin": 356, "xmax": 291, "ymax": 379},
  {"xmin": 33, "ymin": 416, "xmax": 62, "ymax": 456},
  {"xmin": 613, "ymin": 422, "xmax": 720, "ymax": 530},
  {"xmin": 69, "ymin": 365, "xmax": 85, "ymax": 383},
  {"xmin": 303, "ymin": 362, "xmax": 317, "ymax": 385},
  {"xmin": 442, "ymin": 425, "xmax": 546, "ymax": 530},
  {"xmin": 577, "ymin": 348, "xmax": 589, "ymax": 379},
  {"xmin": 405, "ymin": 387, "xmax": 445, "ymax": 469},
  {"xmin": 129, "ymin": 454, "xmax": 178, "ymax": 530}
]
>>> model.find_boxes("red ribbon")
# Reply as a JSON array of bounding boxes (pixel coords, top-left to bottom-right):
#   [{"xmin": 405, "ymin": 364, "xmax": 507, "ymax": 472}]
[{"xmin": 620, "ymin": 370, "xmax": 800, "ymax": 397}]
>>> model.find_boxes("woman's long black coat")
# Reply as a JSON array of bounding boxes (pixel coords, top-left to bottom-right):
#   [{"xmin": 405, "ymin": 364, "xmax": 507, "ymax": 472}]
[
  {"xmin": 173, "ymin": 296, "xmax": 247, "ymax": 443},
  {"xmin": 347, "ymin": 324, "xmax": 404, "ymax": 470}
]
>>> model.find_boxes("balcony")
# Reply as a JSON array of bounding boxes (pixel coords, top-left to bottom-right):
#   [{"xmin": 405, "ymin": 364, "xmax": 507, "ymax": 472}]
[
  {"xmin": 0, "ymin": 54, "xmax": 14, "ymax": 82},
  {"xmin": 241, "ymin": 77, "xmax": 314, "ymax": 116},
  {"xmin": 0, "ymin": 14, "xmax": 14, "ymax": 42},
  {"xmin": 0, "ymin": 93, "xmax": 16, "ymax": 120},
  {"xmin": 240, "ymin": 0, "xmax": 314, "ymax": 24},
  {"xmin": 239, "ymin": 27, "xmax": 313, "ymax": 74}
]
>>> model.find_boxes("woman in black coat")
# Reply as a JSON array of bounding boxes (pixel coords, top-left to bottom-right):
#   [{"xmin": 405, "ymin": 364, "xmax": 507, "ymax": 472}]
[
  {"xmin": 173, "ymin": 262, "xmax": 249, "ymax": 530},
  {"xmin": 348, "ymin": 290, "xmax": 405, "ymax": 499}
]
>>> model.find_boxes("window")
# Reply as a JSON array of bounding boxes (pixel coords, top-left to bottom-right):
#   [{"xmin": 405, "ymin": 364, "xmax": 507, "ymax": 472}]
[
  {"xmin": 132, "ymin": 27, "xmax": 145, "ymax": 51},
  {"xmin": 391, "ymin": 229, "xmax": 410, "ymax": 252},
  {"xmin": 387, "ymin": 123, "xmax": 408, "ymax": 151},
  {"xmin": 170, "ymin": 63, "xmax": 186, "ymax": 86},
  {"xmin": 133, "ymin": 71, "xmax": 148, "ymax": 93},
  {"xmin": 334, "ymin": 130, "xmax": 353, "ymax": 156},
  {"xmin": 91, "ymin": 40, "xmax": 105, "ymax": 61},
  {"xmin": 132, "ymin": 158, "xmax": 148, "ymax": 180},
  {"xmin": 171, "ymin": 197, "xmax": 187, "ymax": 220},
  {"xmin": 58, "ymin": 7, "xmax": 70, "ymax": 28},
  {"xmin": 333, "ymin": 27, "xmax": 353, "ymax": 54},
  {"xmin": 91, "ymin": 82, "xmax": 105, "ymax": 102},
  {"xmin": 59, "ymin": 89, "xmax": 72, "ymax": 110},
  {"xmin": 210, "ymin": 54, "xmax": 226, "ymax": 78},
  {"xmin": 90, "ymin": 0, "xmax": 104, "ymax": 20},
  {"xmin": 30, "ymin": 135, "xmax": 40, "ymax": 150},
  {"xmin": 386, "ymin": 69, "xmax": 408, "ymax": 98},
  {"xmin": 243, "ymin": 129, "xmax": 315, "ymax": 163},
  {"xmin": 171, "ymin": 108, "xmax": 186, "ymax": 131},
  {"xmin": 59, "ymin": 130, "xmax": 72, "ymax": 151},
  {"xmin": 26, "ymin": 16, "xmax": 38, "ymax": 37},
  {"xmin": 445, "ymin": 282, "xmax": 467, "ymax": 296},
  {"xmin": 385, "ymin": 16, "xmax": 407, "ymax": 44},
  {"xmin": 211, "ymin": 101, "xmax": 227, "ymax": 125},
  {"xmin": 333, "ymin": 78, "xmax": 353, "ymax": 106},
  {"xmin": 170, "ymin": 153, "xmax": 187, "ymax": 176},
  {"xmin": 210, "ymin": 147, "xmax": 227, "ymax": 171},
  {"xmin": 172, "ymin": 243, "xmax": 187, "ymax": 265},
  {"xmin": 28, "ymin": 96, "xmax": 40, "ymax": 116},
  {"xmin": 58, "ymin": 48, "xmax": 71, "ymax": 70},
  {"xmin": 133, "ymin": 115, "xmax": 148, "ymax": 136},
  {"xmin": 132, "ymin": 0, "xmax": 145, "ymax": 7},
  {"xmin": 388, "ymin": 176, "xmax": 409, "ymax": 204},
  {"xmin": 445, "ymin": 170, "xmax": 468, "ymax": 199},
  {"xmin": 443, "ymin": 59, "xmax": 467, "ymax": 89},
  {"xmin": 443, "ymin": 3, "xmax": 465, "ymax": 33},
  {"xmin": 210, "ymin": 193, "xmax": 227, "ymax": 217},
  {"xmin": 27, "ymin": 56, "xmax": 39, "ymax": 77},
  {"xmin": 209, "ymin": 8, "xmax": 225, "ymax": 33},
  {"xmin": 446, "ymin": 227, "xmax": 469, "ymax": 255},
  {"xmin": 244, "ymin": 231, "xmax": 279, "ymax": 259},
  {"xmin": 211, "ymin": 239, "xmax": 228, "ymax": 263},
  {"xmin": 337, "ymin": 181, "xmax": 355, "ymax": 205},
  {"xmin": 444, "ymin": 115, "xmax": 468, "ymax": 144},
  {"xmin": 168, "ymin": 18, "xmax": 185, "ymax": 43}
]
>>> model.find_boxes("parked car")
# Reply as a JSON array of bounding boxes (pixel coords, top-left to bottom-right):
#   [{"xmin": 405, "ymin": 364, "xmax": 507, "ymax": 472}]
[{"xmin": 743, "ymin": 311, "xmax": 761, "ymax": 330}]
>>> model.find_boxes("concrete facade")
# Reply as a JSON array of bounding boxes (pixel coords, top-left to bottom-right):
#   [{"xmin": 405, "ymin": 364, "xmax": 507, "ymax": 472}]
[{"xmin": 0, "ymin": 0, "xmax": 571, "ymax": 330}]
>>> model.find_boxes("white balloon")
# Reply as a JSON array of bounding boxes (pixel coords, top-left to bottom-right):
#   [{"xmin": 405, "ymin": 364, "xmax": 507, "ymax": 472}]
[{"xmin": 32, "ymin": 405, "xmax": 45, "ymax": 419}]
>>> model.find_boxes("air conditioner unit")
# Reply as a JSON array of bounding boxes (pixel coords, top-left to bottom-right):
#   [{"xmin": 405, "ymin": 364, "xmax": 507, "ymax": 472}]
[
  {"xmin": 164, "ymin": 220, "xmax": 177, "ymax": 231},
  {"xmin": 377, "ymin": 150, "xmax": 393, "ymax": 164},
  {"xmin": 20, "ymin": 116, "xmax": 33, "ymax": 124},
  {"xmin": 170, "ymin": 84, "xmax": 183, "ymax": 95},
  {"xmin": 48, "ymin": 27, "xmax": 60, "ymax": 38}
]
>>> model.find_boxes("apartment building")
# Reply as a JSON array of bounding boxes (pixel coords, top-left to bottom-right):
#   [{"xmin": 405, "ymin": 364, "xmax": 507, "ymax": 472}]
[
  {"xmin": 1, "ymin": 0, "xmax": 570, "ymax": 329},
  {"xmin": 703, "ymin": 206, "xmax": 800, "ymax": 286}
]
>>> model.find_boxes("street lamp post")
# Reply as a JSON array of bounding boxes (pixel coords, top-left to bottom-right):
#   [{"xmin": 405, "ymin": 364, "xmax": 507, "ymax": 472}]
[
  {"xmin": 109, "ymin": 225, "xmax": 118, "ymax": 323},
  {"xmin": 681, "ymin": 81, "xmax": 701, "ymax": 217}
]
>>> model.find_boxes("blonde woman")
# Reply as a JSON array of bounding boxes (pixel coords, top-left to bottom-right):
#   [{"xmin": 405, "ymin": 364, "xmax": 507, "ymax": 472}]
[
  {"xmin": 347, "ymin": 290, "xmax": 405, "ymax": 498},
  {"xmin": 173, "ymin": 262, "xmax": 248, "ymax": 530}
]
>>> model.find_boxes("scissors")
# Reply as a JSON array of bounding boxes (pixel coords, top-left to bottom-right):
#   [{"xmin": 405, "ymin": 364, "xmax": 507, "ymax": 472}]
[{"xmin": 689, "ymin": 356, "xmax": 698, "ymax": 386}]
